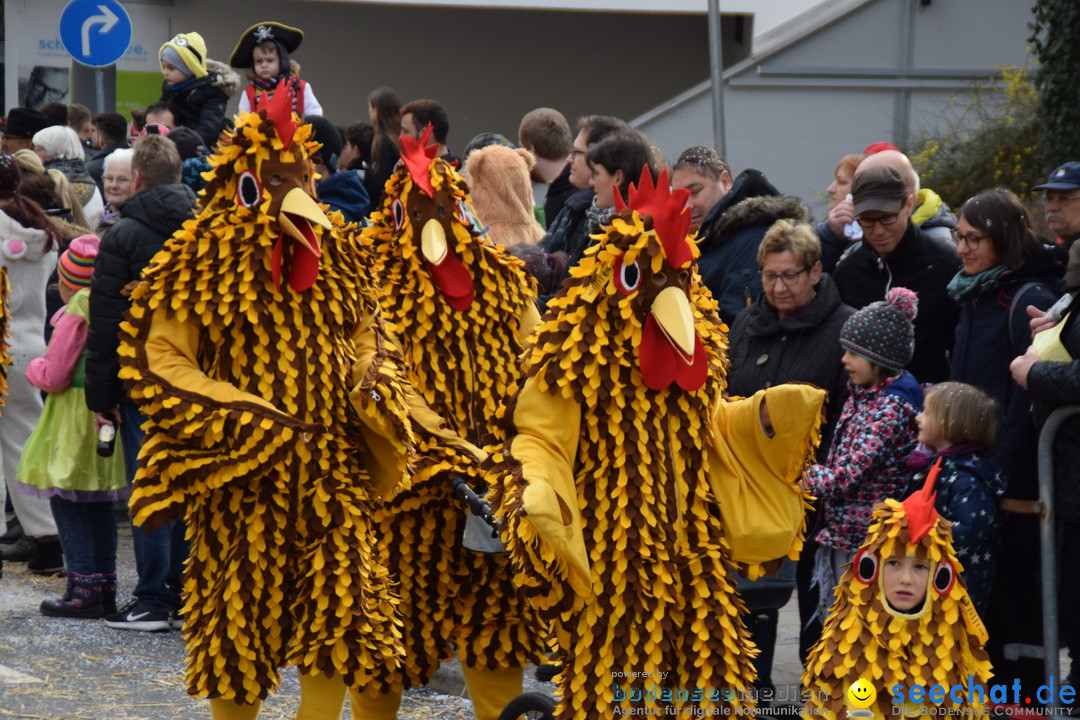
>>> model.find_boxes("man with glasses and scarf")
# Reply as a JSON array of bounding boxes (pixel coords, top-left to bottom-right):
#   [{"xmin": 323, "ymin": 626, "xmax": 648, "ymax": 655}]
[{"xmin": 832, "ymin": 165, "xmax": 960, "ymax": 383}]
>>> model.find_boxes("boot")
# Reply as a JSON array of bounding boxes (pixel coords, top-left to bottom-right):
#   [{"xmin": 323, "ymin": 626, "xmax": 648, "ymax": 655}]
[
  {"xmin": 28, "ymin": 536, "xmax": 64, "ymax": 575},
  {"xmin": 99, "ymin": 573, "xmax": 118, "ymax": 616},
  {"xmin": 40, "ymin": 572, "xmax": 105, "ymax": 618},
  {"xmin": 1, "ymin": 516, "xmax": 23, "ymax": 544},
  {"xmin": 1, "ymin": 535, "xmax": 34, "ymax": 562}
]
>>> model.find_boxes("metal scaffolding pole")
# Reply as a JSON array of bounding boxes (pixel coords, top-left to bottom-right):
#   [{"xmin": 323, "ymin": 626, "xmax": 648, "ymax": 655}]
[{"xmin": 707, "ymin": 0, "xmax": 726, "ymax": 157}]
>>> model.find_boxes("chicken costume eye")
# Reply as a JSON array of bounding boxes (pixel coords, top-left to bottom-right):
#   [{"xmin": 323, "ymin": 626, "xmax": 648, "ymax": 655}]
[
  {"xmin": 391, "ymin": 198, "xmax": 405, "ymax": 231},
  {"xmin": 236, "ymin": 170, "xmax": 262, "ymax": 209},
  {"xmin": 853, "ymin": 548, "xmax": 879, "ymax": 584},
  {"xmin": 613, "ymin": 254, "xmax": 641, "ymax": 295},
  {"xmin": 932, "ymin": 558, "xmax": 956, "ymax": 595}
]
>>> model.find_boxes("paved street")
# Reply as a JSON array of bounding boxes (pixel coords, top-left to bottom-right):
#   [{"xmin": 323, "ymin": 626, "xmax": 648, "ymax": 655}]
[{"xmin": 0, "ymin": 521, "xmax": 806, "ymax": 719}]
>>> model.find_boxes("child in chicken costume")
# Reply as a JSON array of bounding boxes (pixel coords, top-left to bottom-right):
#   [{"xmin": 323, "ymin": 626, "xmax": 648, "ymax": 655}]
[
  {"xmin": 355, "ymin": 123, "xmax": 544, "ymax": 720},
  {"xmin": 802, "ymin": 463, "xmax": 992, "ymax": 719},
  {"xmin": 117, "ymin": 92, "xmax": 479, "ymax": 720},
  {"xmin": 489, "ymin": 168, "xmax": 826, "ymax": 719}
]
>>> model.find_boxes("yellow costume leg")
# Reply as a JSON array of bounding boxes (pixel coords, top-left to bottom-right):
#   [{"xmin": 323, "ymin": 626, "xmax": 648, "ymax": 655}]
[
  {"xmin": 296, "ymin": 672, "xmax": 349, "ymax": 720},
  {"xmin": 348, "ymin": 685, "xmax": 402, "ymax": 720},
  {"xmin": 209, "ymin": 698, "xmax": 263, "ymax": 720},
  {"xmin": 461, "ymin": 664, "xmax": 523, "ymax": 720}
]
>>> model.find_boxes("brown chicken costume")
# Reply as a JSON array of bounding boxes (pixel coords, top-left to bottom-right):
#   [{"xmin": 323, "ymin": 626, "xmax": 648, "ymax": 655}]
[
  {"xmin": 355, "ymin": 124, "xmax": 544, "ymax": 720},
  {"xmin": 802, "ymin": 464, "xmax": 993, "ymax": 719},
  {"xmin": 117, "ymin": 93, "xmax": 476, "ymax": 720},
  {"xmin": 489, "ymin": 169, "xmax": 826, "ymax": 719}
]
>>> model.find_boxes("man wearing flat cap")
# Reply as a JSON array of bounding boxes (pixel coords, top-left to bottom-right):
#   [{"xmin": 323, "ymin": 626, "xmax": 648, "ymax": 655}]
[
  {"xmin": 832, "ymin": 164, "xmax": 960, "ymax": 383},
  {"xmin": 1, "ymin": 108, "xmax": 48, "ymax": 153}
]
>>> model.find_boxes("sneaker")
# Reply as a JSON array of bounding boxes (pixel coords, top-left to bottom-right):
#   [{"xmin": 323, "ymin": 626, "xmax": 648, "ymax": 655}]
[
  {"xmin": 169, "ymin": 607, "xmax": 184, "ymax": 631},
  {"xmin": 103, "ymin": 599, "xmax": 172, "ymax": 632}
]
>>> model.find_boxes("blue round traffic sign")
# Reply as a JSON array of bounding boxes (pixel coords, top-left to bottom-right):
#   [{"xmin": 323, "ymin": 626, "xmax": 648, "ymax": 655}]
[{"xmin": 59, "ymin": 0, "xmax": 133, "ymax": 68}]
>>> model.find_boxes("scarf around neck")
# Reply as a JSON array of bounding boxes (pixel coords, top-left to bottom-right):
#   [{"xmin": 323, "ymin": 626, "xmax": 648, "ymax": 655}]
[{"xmin": 947, "ymin": 264, "xmax": 1007, "ymax": 301}]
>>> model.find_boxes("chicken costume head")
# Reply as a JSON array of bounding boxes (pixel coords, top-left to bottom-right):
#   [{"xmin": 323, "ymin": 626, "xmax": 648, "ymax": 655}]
[
  {"xmin": 803, "ymin": 462, "xmax": 993, "ymax": 719},
  {"xmin": 200, "ymin": 79, "xmax": 331, "ymax": 292},
  {"xmin": 531, "ymin": 165, "xmax": 721, "ymax": 401},
  {"xmin": 367, "ymin": 122, "xmax": 481, "ymax": 311}
]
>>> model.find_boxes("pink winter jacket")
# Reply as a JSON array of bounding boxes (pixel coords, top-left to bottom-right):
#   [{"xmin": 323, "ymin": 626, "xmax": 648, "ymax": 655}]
[{"xmin": 25, "ymin": 304, "xmax": 88, "ymax": 394}]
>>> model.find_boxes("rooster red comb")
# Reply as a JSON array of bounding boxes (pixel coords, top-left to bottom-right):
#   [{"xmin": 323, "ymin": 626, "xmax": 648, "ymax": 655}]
[
  {"xmin": 263, "ymin": 78, "xmax": 297, "ymax": 148},
  {"xmin": 902, "ymin": 458, "xmax": 942, "ymax": 544},
  {"xmin": 614, "ymin": 166, "xmax": 693, "ymax": 268},
  {"xmin": 399, "ymin": 122, "xmax": 440, "ymax": 198}
]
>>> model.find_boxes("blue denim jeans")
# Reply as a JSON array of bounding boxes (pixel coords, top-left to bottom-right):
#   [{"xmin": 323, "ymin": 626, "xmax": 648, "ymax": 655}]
[
  {"xmin": 49, "ymin": 496, "xmax": 117, "ymax": 576},
  {"xmin": 120, "ymin": 404, "xmax": 188, "ymax": 613}
]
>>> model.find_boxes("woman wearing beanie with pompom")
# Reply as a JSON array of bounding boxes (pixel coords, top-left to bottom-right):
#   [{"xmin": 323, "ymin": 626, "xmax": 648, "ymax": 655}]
[{"xmin": 801, "ymin": 286, "xmax": 925, "ymax": 628}]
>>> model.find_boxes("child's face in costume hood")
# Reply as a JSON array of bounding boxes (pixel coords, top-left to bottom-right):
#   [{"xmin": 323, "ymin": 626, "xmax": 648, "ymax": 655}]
[{"xmin": 881, "ymin": 553, "xmax": 929, "ymax": 612}]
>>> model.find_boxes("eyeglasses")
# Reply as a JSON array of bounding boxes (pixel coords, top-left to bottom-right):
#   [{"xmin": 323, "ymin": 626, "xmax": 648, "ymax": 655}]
[
  {"xmin": 956, "ymin": 231, "xmax": 989, "ymax": 250},
  {"xmin": 570, "ymin": 149, "xmax": 586, "ymax": 158},
  {"xmin": 1046, "ymin": 192, "xmax": 1080, "ymax": 204},
  {"xmin": 855, "ymin": 213, "xmax": 900, "ymax": 230},
  {"xmin": 102, "ymin": 175, "xmax": 130, "ymax": 184},
  {"xmin": 760, "ymin": 268, "xmax": 807, "ymax": 286}
]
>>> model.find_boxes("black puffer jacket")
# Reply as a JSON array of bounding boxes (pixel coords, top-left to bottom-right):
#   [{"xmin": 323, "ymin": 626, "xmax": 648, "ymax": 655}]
[
  {"xmin": 85, "ymin": 183, "xmax": 198, "ymax": 412},
  {"xmin": 697, "ymin": 170, "xmax": 809, "ymax": 327},
  {"xmin": 832, "ymin": 222, "xmax": 961, "ymax": 383},
  {"xmin": 1026, "ymin": 292, "xmax": 1080, "ymax": 522},
  {"xmin": 727, "ymin": 274, "xmax": 855, "ymax": 459},
  {"xmin": 159, "ymin": 59, "xmax": 240, "ymax": 148}
]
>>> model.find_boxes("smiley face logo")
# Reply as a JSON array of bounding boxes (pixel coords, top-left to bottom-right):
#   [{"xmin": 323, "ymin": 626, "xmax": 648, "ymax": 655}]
[{"xmin": 847, "ymin": 678, "xmax": 877, "ymax": 709}]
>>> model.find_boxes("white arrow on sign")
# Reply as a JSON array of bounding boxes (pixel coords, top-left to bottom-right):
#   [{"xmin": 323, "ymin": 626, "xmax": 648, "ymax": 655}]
[{"xmin": 80, "ymin": 5, "xmax": 120, "ymax": 58}]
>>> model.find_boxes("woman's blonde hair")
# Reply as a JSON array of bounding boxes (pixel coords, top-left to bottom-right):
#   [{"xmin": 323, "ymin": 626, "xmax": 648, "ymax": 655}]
[{"xmin": 924, "ymin": 381, "xmax": 1002, "ymax": 452}]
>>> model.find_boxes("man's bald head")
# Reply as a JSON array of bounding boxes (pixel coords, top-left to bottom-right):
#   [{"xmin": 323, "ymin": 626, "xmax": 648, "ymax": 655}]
[{"xmin": 856, "ymin": 149, "xmax": 920, "ymax": 194}]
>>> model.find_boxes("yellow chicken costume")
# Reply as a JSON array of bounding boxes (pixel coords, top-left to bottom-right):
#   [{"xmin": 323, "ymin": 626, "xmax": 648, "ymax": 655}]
[
  {"xmin": 355, "ymin": 124, "xmax": 544, "ymax": 720},
  {"xmin": 802, "ymin": 463, "xmax": 993, "ymax": 719},
  {"xmin": 118, "ymin": 90, "xmax": 477, "ymax": 720},
  {"xmin": 489, "ymin": 168, "xmax": 826, "ymax": 719}
]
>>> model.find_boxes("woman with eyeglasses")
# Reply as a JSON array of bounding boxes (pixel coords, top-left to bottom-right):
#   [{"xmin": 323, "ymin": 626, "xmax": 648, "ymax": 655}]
[
  {"xmin": 726, "ymin": 219, "xmax": 856, "ymax": 680},
  {"xmin": 947, "ymin": 188, "xmax": 1061, "ymax": 696}
]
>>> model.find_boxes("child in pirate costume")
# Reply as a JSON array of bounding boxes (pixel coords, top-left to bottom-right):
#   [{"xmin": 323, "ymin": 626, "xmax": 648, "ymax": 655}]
[
  {"xmin": 802, "ymin": 462, "xmax": 993, "ymax": 720},
  {"xmin": 117, "ymin": 91, "xmax": 478, "ymax": 720},
  {"xmin": 231, "ymin": 22, "xmax": 323, "ymax": 117},
  {"xmin": 489, "ymin": 167, "xmax": 827, "ymax": 719},
  {"xmin": 354, "ymin": 123, "xmax": 545, "ymax": 720}
]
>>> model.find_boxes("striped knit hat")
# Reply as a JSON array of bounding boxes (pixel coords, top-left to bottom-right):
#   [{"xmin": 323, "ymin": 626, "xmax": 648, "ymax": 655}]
[
  {"xmin": 59, "ymin": 234, "xmax": 99, "ymax": 290},
  {"xmin": 840, "ymin": 287, "xmax": 918, "ymax": 372}
]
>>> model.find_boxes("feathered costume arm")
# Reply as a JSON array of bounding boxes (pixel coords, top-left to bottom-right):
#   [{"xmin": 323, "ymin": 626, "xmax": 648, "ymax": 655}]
[
  {"xmin": 490, "ymin": 375, "xmax": 589, "ymax": 618},
  {"xmin": 708, "ymin": 384, "xmax": 825, "ymax": 577},
  {"xmin": 120, "ymin": 299, "xmax": 313, "ymax": 529}
]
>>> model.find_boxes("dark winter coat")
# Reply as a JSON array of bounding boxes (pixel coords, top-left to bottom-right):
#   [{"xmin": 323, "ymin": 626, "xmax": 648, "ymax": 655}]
[
  {"xmin": 832, "ymin": 222, "xmax": 961, "ymax": 383},
  {"xmin": 903, "ymin": 452, "xmax": 1007, "ymax": 615},
  {"xmin": 543, "ymin": 165, "xmax": 575, "ymax": 230},
  {"xmin": 362, "ymin": 138, "xmax": 400, "ymax": 208},
  {"xmin": 1026, "ymin": 292, "xmax": 1080, "ymax": 523},
  {"xmin": 539, "ymin": 187, "xmax": 595, "ymax": 308},
  {"xmin": 727, "ymin": 274, "xmax": 855, "ymax": 460},
  {"xmin": 697, "ymin": 169, "xmax": 809, "ymax": 327},
  {"xmin": 159, "ymin": 60, "xmax": 240, "ymax": 149},
  {"xmin": 803, "ymin": 371, "xmax": 923, "ymax": 553},
  {"xmin": 318, "ymin": 169, "xmax": 371, "ymax": 225},
  {"xmin": 85, "ymin": 183, "xmax": 198, "ymax": 412},
  {"xmin": 950, "ymin": 250, "xmax": 1063, "ymax": 496}
]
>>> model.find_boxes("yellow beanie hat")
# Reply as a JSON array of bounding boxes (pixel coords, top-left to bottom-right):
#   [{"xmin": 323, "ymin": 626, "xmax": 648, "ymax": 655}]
[{"xmin": 159, "ymin": 32, "xmax": 209, "ymax": 79}]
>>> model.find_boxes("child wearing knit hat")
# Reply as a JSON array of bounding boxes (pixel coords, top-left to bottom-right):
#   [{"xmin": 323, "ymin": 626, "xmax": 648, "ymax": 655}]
[
  {"xmin": 801, "ymin": 287, "xmax": 926, "ymax": 636},
  {"xmin": 15, "ymin": 234, "xmax": 127, "ymax": 619},
  {"xmin": 157, "ymin": 32, "xmax": 241, "ymax": 148}
]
